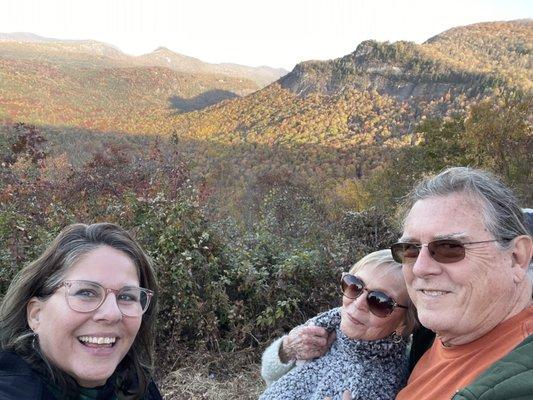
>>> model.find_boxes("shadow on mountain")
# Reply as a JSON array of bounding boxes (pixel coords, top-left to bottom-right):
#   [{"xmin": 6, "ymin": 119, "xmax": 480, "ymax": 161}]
[{"xmin": 169, "ymin": 90, "xmax": 239, "ymax": 113}]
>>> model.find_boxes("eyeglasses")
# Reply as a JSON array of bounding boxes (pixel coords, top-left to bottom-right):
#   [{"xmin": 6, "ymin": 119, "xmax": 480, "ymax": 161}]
[
  {"xmin": 340, "ymin": 274, "xmax": 408, "ymax": 318},
  {"xmin": 60, "ymin": 280, "xmax": 154, "ymax": 317},
  {"xmin": 390, "ymin": 239, "xmax": 499, "ymax": 265}
]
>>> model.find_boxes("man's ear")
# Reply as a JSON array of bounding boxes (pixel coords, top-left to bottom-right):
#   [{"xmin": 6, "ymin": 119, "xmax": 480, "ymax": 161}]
[
  {"xmin": 27, "ymin": 298, "xmax": 43, "ymax": 332},
  {"xmin": 510, "ymin": 235, "xmax": 533, "ymax": 283}
]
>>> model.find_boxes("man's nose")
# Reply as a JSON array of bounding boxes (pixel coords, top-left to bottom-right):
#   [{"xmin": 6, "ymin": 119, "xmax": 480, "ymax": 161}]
[{"xmin": 411, "ymin": 245, "xmax": 443, "ymax": 277}]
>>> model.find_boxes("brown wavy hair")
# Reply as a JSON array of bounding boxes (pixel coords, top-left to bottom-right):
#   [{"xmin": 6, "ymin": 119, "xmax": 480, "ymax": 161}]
[{"xmin": 0, "ymin": 223, "xmax": 158, "ymax": 399}]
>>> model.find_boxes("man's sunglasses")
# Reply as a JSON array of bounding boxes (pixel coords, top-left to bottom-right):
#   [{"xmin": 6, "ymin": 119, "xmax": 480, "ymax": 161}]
[
  {"xmin": 390, "ymin": 239, "xmax": 499, "ymax": 265},
  {"xmin": 340, "ymin": 274, "xmax": 408, "ymax": 318}
]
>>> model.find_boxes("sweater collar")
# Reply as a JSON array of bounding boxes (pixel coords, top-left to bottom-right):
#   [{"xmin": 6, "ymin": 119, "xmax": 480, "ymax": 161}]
[{"xmin": 335, "ymin": 325, "xmax": 408, "ymax": 359}]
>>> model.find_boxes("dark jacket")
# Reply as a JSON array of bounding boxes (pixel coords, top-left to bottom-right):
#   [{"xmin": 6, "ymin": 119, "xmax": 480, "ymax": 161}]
[
  {"xmin": 453, "ymin": 334, "xmax": 533, "ymax": 400},
  {"xmin": 0, "ymin": 350, "xmax": 163, "ymax": 400},
  {"xmin": 409, "ymin": 329, "xmax": 533, "ymax": 400}
]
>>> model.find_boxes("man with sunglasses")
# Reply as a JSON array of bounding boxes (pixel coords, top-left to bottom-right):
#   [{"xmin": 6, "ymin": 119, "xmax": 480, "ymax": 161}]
[
  {"xmin": 393, "ymin": 167, "xmax": 532, "ymax": 400},
  {"xmin": 259, "ymin": 167, "xmax": 531, "ymax": 400}
]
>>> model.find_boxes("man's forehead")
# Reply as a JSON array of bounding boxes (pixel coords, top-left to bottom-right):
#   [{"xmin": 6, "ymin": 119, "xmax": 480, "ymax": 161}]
[
  {"xmin": 400, "ymin": 232, "xmax": 470, "ymax": 242},
  {"xmin": 402, "ymin": 195, "xmax": 487, "ymax": 240},
  {"xmin": 407, "ymin": 194, "xmax": 485, "ymax": 218}
]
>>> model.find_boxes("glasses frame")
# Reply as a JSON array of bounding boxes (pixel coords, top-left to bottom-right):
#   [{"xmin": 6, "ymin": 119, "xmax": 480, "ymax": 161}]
[
  {"xmin": 340, "ymin": 274, "xmax": 408, "ymax": 318},
  {"xmin": 390, "ymin": 239, "xmax": 499, "ymax": 265},
  {"xmin": 60, "ymin": 280, "xmax": 154, "ymax": 317}
]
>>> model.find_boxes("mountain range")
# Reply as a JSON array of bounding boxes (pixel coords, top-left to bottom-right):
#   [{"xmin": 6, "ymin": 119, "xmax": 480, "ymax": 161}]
[
  {"xmin": 0, "ymin": 32, "xmax": 287, "ymax": 87},
  {"xmin": 0, "ymin": 20, "xmax": 531, "ymax": 218},
  {"xmin": 0, "ymin": 32, "xmax": 286, "ymax": 123}
]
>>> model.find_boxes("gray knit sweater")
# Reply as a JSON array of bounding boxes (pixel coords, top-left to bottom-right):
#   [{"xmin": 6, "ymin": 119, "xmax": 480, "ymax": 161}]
[{"xmin": 259, "ymin": 308, "xmax": 409, "ymax": 400}]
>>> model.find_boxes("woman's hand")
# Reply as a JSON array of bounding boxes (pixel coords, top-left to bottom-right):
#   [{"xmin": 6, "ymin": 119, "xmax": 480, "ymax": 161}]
[
  {"xmin": 279, "ymin": 325, "xmax": 336, "ymax": 363},
  {"xmin": 325, "ymin": 390, "xmax": 352, "ymax": 400}
]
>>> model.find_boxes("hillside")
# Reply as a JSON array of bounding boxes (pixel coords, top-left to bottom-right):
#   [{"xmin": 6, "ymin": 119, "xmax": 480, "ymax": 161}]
[
  {"xmin": 0, "ymin": 39, "xmax": 266, "ymax": 126},
  {"xmin": 424, "ymin": 19, "xmax": 532, "ymax": 88},
  {"xmin": 0, "ymin": 33, "xmax": 286, "ymax": 86},
  {"xmin": 0, "ymin": 34, "xmax": 287, "ymax": 124},
  {"xmin": 0, "ymin": 56, "xmax": 259, "ymax": 129},
  {"xmin": 279, "ymin": 20, "xmax": 531, "ymax": 99},
  {"xmin": 137, "ymin": 47, "xmax": 287, "ymax": 87},
  {"xmin": 0, "ymin": 21, "xmax": 530, "ymax": 219},
  {"xmin": 0, "ymin": 34, "xmax": 129, "ymax": 62},
  {"xmin": 164, "ymin": 20, "xmax": 532, "ymax": 218}
]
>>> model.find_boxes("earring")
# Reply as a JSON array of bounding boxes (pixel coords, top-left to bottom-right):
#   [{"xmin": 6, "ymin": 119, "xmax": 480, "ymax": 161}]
[
  {"xmin": 391, "ymin": 331, "xmax": 404, "ymax": 344},
  {"xmin": 31, "ymin": 331, "xmax": 39, "ymax": 350}
]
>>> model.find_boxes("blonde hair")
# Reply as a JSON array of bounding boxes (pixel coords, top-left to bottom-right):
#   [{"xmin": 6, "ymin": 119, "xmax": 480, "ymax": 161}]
[{"xmin": 349, "ymin": 249, "xmax": 417, "ymax": 337}]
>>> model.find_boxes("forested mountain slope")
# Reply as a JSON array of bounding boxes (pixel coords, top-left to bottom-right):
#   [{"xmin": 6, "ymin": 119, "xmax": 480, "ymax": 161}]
[{"xmin": 168, "ymin": 20, "xmax": 531, "ymax": 217}]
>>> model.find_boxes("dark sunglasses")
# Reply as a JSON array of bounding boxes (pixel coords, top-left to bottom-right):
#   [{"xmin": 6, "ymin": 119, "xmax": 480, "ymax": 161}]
[
  {"xmin": 390, "ymin": 239, "xmax": 499, "ymax": 264},
  {"xmin": 340, "ymin": 274, "xmax": 408, "ymax": 318}
]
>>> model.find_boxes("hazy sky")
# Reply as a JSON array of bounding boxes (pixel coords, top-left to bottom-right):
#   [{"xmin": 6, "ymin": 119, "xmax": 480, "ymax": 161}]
[{"xmin": 1, "ymin": 0, "xmax": 531, "ymax": 70}]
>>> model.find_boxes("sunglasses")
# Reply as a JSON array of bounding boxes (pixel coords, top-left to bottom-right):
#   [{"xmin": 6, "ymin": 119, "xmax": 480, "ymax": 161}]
[
  {"xmin": 340, "ymin": 274, "xmax": 408, "ymax": 318},
  {"xmin": 390, "ymin": 239, "xmax": 499, "ymax": 265}
]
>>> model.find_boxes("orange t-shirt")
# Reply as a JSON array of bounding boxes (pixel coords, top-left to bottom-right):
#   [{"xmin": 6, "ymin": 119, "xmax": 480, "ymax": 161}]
[{"xmin": 396, "ymin": 306, "xmax": 533, "ymax": 400}]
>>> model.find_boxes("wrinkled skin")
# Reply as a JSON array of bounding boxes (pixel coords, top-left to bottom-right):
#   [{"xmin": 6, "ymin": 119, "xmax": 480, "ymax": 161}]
[{"xmin": 279, "ymin": 325, "xmax": 336, "ymax": 363}]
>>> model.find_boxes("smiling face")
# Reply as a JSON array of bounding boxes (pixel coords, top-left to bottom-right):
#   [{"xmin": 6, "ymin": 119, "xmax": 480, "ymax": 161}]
[
  {"xmin": 401, "ymin": 193, "xmax": 519, "ymax": 345},
  {"xmin": 339, "ymin": 265, "xmax": 408, "ymax": 340},
  {"xmin": 27, "ymin": 245, "xmax": 142, "ymax": 388}
]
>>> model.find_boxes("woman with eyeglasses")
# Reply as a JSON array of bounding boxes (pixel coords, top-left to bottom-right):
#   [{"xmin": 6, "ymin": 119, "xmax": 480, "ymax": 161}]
[
  {"xmin": 259, "ymin": 249, "xmax": 418, "ymax": 400},
  {"xmin": 0, "ymin": 223, "xmax": 162, "ymax": 400}
]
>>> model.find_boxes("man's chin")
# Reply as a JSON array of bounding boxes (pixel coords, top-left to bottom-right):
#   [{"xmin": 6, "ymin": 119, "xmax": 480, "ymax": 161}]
[{"xmin": 417, "ymin": 310, "xmax": 451, "ymax": 333}]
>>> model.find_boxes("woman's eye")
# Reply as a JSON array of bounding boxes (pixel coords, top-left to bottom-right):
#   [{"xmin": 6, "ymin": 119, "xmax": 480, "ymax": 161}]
[
  {"xmin": 74, "ymin": 289, "xmax": 98, "ymax": 298},
  {"xmin": 118, "ymin": 292, "xmax": 138, "ymax": 302}
]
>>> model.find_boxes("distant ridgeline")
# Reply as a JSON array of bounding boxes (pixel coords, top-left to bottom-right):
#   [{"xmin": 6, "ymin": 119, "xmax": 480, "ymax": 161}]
[{"xmin": 0, "ymin": 20, "xmax": 531, "ymax": 219}]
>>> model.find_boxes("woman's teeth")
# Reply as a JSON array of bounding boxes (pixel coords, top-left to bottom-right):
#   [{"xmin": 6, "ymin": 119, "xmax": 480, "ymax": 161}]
[{"xmin": 78, "ymin": 336, "xmax": 116, "ymax": 345}]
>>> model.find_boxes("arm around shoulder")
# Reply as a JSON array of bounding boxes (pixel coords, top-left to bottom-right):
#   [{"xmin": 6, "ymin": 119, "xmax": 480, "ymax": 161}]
[{"xmin": 261, "ymin": 336, "xmax": 296, "ymax": 386}]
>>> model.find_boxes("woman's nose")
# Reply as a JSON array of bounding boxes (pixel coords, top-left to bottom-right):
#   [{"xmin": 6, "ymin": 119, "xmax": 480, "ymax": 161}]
[
  {"xmin": 93, "ymin": 293, "xmax": 123, "ymax": 322},
  {"xmin": 351, "ymin": 291, "xmax": 369, "ymax": 312}
]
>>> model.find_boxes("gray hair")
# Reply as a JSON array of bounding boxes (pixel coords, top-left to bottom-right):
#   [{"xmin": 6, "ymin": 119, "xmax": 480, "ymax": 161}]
[
  {"xmin": 0, "ymin": 223, "xmax": 158, "ymax": 399},
  {"xmin": 399, "ymin": 167, "xmax": 530, "ymax": 249},
  {"xmin": 349, "ymin": 249, "xmax": 418, "ymax": 337}
]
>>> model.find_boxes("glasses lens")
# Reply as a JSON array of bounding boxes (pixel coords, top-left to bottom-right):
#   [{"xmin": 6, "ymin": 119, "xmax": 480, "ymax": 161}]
[
  {"xmin": 117, "ymin": 287, "xmax": 151, "ymax": 317},
  {"xmin": 66, "ymin": 281, "xmax": 105, "ymax": 312},
  {"xmin": 391, "ymin": 243, "xmax": 420, "ymax": 264},
  {"xmin": 65, "ymin": 281, "xmax": 152, "ymax": 317},
  {"xmin": 366, "ymin": 291, "xmax": 395, "ymax": 317},
  {"xmin": 341, "ymin": 274, "xmax": 364, "ymax": 299},
  {"xmin": 428, "ymin": 240, "xmax": 466, "ymax": 263}
]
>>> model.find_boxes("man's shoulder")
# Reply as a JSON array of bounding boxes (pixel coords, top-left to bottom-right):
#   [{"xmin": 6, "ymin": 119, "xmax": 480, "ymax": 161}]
[{"xmin": 0, "ymin": 350, "xmax": 47, "ymax": 399}]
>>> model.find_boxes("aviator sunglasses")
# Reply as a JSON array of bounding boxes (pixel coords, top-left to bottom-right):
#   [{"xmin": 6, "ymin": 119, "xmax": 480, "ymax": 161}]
[
  {"xmin": 340, "ymin": 274, "xmax": 408, "ymax": 318},
  {"xmin": 390, "ymin": 239, "xmax": 499, "ymax": 265}
]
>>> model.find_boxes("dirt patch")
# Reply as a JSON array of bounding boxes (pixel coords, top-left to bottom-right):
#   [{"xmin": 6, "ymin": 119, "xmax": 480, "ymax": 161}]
[{"xmin": 157, "ymin": 350, "xmax": 266, "ymax": 400}]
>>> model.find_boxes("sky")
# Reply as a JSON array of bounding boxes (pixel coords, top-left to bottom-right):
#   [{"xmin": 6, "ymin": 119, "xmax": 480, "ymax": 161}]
[{"xmin": 0, "ymin": 0, "xmax": 531, "ymax": 70}]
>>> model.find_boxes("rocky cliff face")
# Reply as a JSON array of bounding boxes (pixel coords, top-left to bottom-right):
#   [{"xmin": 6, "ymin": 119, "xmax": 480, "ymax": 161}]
[
  {"xmin": 279, "ymin": 39, "xmax": 491, "ymax": 102},
  {"xmin": 279, "ymin": 20, "xmax": 532, "ymax": 102}
]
